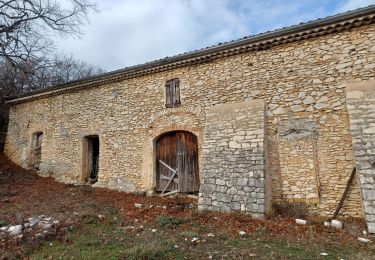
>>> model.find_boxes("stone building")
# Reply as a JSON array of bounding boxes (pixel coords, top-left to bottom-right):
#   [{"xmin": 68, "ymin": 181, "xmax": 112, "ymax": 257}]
[{"xmin": 4, "ymin": 6, "xmax": 375, "ymax": 231}]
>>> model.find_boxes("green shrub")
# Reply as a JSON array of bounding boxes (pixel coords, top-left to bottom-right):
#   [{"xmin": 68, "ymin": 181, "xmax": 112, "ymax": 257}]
[{"xmin": 156, "ymin": 216, "xmax": 188, "ymax": 228}]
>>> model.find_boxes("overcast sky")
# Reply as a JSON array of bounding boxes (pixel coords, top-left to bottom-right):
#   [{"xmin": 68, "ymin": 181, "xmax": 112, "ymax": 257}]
[{"xmin": 56, "ymin": 0, "xmax": 375, "ymax": 71}]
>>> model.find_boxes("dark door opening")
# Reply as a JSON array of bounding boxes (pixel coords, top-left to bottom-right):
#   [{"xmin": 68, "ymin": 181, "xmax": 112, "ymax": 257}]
[
  {"xmin": 82, "ymin": 136, "xmax": 99, "ymax": 184},
  {"xmin": 155, "ymin": 131, "xmax": 199, "ymax": 195},
  {"xmin": 31, "ymin": 132, "xmax": 43, "ymax": 169}
]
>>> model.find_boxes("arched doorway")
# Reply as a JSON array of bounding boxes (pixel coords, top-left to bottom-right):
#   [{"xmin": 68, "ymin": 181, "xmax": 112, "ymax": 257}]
[{"xmin": 155, "ymin": 131, "xmax": 199, "ymax": 195}]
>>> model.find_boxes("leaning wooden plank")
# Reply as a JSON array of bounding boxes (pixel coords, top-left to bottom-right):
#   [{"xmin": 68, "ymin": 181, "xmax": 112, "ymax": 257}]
[
  {"xmin": 160, "ymin": 189, "xmax": 180, "ymax": 197},
  {"xmin": 160, "ymin": 175, "xmax": 178, "ymax": 183},
  {"xmin": 159, "ymin": 160, "xmax": 177, "ymax": 173},
  {"xmin": 161, "ymin": 169, "xmax": 178, "ymax": 195}
]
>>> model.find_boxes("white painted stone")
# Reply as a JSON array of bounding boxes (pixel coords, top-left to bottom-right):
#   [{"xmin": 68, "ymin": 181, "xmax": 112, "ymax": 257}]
[
  {"xmin": 295, "ymin": 219, "xmax": 307, "ymax": 225},
  {"xmin": 331, "ymin": 220, "xmax": 342, "ymax": 229},
  {"xmin": 358, "ymin": 237, "xmax": 371, "ymax": 243},
  {"xmin": 367, "ymin": 223, "xmax": 375, "ymax": 234}
]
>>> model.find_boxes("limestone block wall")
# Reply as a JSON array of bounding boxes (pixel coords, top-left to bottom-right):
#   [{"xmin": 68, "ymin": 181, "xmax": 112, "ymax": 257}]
[
  {"xmin": 277, "ymin": 119, "xmax": 320, "ymax": 204},
  {"xmin": 5, "ymin": 23, "xmax": 375, "ymax": 218},
  {"xmin": 198, "ymin": 100, "xmax": 267, "ymax": 217},
  {"xmin": 346, "ymin": 81, "xmax": 375, "ymax": 233}
]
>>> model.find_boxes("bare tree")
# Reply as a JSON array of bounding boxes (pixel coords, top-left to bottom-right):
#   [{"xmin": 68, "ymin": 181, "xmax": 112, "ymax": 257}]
[
  {"xmin": 0, "ymin": 55, "xmax": 105, "ymax": 95},
  {"xmin": 0, "ymin": 0, "xmax": 95, "ymax": 68}
]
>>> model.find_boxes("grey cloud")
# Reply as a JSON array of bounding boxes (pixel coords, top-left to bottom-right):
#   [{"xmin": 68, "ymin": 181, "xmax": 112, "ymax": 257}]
[{"xmin": 55, "ymin": 0, "xmax": 375, "ymax": 71}]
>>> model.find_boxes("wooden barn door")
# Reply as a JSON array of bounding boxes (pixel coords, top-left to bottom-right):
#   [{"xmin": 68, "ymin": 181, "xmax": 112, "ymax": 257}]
[{"xmin": 156, "ymin": 131, "xmax": 199, "ymax": 194}]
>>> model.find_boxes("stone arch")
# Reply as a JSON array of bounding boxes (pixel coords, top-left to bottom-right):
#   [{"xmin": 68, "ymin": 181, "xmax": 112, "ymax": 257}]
[
  {"xmin": 139, "ymin": 112, "xmax": 204, "ymax": 192},
  {"xmin": 154, "ymin": 130, "xmax": 200, "ymax": 193}
]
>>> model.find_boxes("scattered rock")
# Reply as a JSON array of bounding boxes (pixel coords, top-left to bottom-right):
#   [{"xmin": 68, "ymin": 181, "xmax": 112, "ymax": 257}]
[
  {"xmin": 134, "ymin": 203, "xmax": 142, "ymax": 208},
  {"xmin": 0, "ymin": 227, "xmax": 8, "ymax": 231},
  {"xmin": 191, "ymin": 237, "xmax": 200, "ymax": 243},
  {"xmin": 239, "ymin": 231, "xmax": 246, "ymax": 236},
  {"xmin": 8, "ymin": 225, "xmax": 22, "ymax": 236},
  {"xmin": 331, "ymin": 220, "xmax": 342, "ymax": 229},
  {"xmin": 358, "ymin": 237, "xmax": 371, "ymax": 243},
  {"xmin": 296, "ymin": 219, "xmax": 307, "ymax": 225}
]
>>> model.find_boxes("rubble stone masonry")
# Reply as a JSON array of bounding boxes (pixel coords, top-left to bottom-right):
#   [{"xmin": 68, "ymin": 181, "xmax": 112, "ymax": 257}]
[
  {"xmin": 346, "ymin": 81, "xmax": 375, "ymax": 233},
  {"xmin": 198, "ymin": 100, "xmax": 267, "ymax": 218},
  {"xmin": 5, "ymin": 23, "xmax": 375, "ymax": 219}
]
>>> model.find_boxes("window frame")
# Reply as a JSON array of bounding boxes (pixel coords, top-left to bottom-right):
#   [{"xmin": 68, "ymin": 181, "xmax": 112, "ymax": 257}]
[{"xmin": 165, "ymin": 78, "xmax": 181, "ymax": 108}]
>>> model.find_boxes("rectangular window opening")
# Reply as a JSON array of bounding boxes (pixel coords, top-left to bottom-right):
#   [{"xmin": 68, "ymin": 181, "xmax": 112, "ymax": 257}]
[{"xmin": 165, "ymin": 78, "xmax": 181, "ymax": 108}]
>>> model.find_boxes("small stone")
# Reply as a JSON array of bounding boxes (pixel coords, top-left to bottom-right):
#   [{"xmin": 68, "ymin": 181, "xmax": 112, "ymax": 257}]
[
  {"xmin": 324, "ymin": 221, "xmax": 331, "ymax": 227},
  {"xmin": 273, "ymin": 107, "xmax": 286, "ymax": 115},
  {"xmin": 331, "ymin": 220, "xmax": 342, "ymax": 229},
  {"xmin": 320, "ymin": 252, "xmax": 328, "ymax": 256},
  {"xmin": 363, "ymin": 230, "xmax": 367, "ymax": 235},
  {"xmin": 290, "ymin": 105, "xmax": 304, "ymax": 112},
  {"xmin": 303, "ymin": 96, "xmax": 315, "ymax": 105},
  {"xmin": 39, "ymin": 223, "xmax": 52, "ymax": 229},
  {"xmin": 0, "ymin": 227, "xmax": 8, "ymax": 231},
  {"xmin": 134, "ymin": 203, "xmax": 142, "ymax": 208},
  {"xmin": 151, "ymin": 229, "xmax": 157, "ymax": 233},
  {"xmin": 191, "ymin": 237, "xmax": 199, "ymax": 243},
  {"xmin": 174, "ymin": 245, "xmax": 179, "ymax": 248},
  {"xmin": 239, "ymin": 231, "xmax": 246, "ymax": 236},
  {"xmin": 296, "ymin": 219, "xmax": 307, "ymax": 225},
  {"xmin": 207, "ymin": 233, "xmax": 215, "ymax": 237},
  {"xmin": 364, "ymin": 127, "xmax": 375, "ymax": 134},
  {"xmin": 358, "ymin": 237, "xmax": 371, "ymax": 243},
  {"xmin": 8, "ymin": 225, "xmax": 22, "ymax": 236}
]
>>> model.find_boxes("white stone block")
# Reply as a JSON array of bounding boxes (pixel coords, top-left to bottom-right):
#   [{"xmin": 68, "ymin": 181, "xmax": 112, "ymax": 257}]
[
  {"xmin": 331, "ymin": 220, "xmax": 343, "ymax": 229},
  {"xmin": 296, "ymin": 219, "xmax": 307, "ymax": 225},
  {"xmin": 8, "ymin": 225, "xmax": 22, "ymax": 236},
  {"xmin": 358, "ymin": 237, "xmax": 371, "ymax": 243}
]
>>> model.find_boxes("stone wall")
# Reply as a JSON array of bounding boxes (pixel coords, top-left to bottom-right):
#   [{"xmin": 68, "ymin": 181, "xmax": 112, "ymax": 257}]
[
  {"xmin": 5, "ymin": 23, "xmax": 375, "ymax": 218},
  {"xmin": 277, "ymin": 119, "xmax": 320, "ymax": 204},
  {"xmin": 198, "ymin": 100, "xmax": 267, "ymax": 217},
  {"xmin": 346, "ymin": 80, "xmax": 375, "ymax": 233}
]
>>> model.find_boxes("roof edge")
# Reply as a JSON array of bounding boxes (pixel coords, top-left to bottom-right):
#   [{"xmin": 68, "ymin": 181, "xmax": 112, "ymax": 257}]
[{"xmin": 6, "ymin": 5, "xmax": 375, "ymax": 104}]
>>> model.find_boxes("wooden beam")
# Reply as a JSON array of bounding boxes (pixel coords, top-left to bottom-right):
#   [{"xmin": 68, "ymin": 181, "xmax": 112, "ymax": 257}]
[
  {"xmin": 160, "ymin": 190, "xmax": 180, "ymax": 197},
  {"xmin": 159, "ymin": 160, "xmax": 177, "ymax": 173},
  {"xmin": 161, "ymin": 169, "xmax": 178, "ymax": 195}
]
